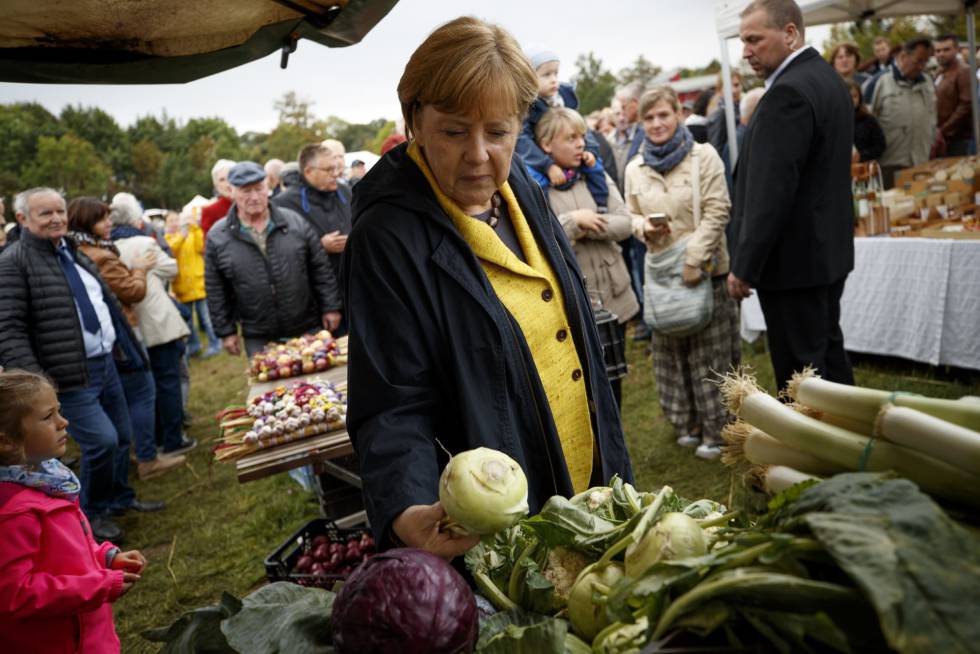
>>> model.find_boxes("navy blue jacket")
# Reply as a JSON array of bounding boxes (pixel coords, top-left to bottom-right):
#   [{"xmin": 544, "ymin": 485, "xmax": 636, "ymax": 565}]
[
  {"xmin": 343, "ymin": 143, "xmax": 634, "ymax": 543},
  {"xmin": 518, "ymin": 83, "xmax": 601, "ymax": 174},
  {"xmin": 272, "ymin": 179, "xmax": 352, "ymax": 278}
]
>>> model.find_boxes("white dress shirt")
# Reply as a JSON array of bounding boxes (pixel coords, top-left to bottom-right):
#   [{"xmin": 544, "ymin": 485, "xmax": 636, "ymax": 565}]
[
  {"xmin": 764, "ymin": 45, "xmax": 813, "ymax": 91},
  {"xmin": 58, "ymin": 240, "xmax": 116, "ymax": 358}
]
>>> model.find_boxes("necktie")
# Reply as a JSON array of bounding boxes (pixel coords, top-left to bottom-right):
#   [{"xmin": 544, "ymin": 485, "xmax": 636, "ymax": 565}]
[{"xmin": 56, "ymin": 247, "xmax": 101, "ymax": 335}]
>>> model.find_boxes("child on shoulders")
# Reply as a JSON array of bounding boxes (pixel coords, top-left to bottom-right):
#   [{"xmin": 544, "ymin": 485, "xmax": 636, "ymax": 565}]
[
  {"xmin": 518, "ymin": 48, "xmax": 609, "ymax": 210},
  {"xmin": 0, "ymin": 370, "xmax": 146, "ymax": 654}
]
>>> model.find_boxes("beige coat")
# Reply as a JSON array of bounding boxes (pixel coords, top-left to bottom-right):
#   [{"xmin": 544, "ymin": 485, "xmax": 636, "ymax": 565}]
[
  {"xmin": 547, "ymin": 173, "xmax": 640, "ymax": 323},
  {"xmin": 623, "ymin": 142, "xmax": 732, "ymax": 275},
  {"xmin": 115, "ymin": 235, "xmax": 190, "ymax": 347}
]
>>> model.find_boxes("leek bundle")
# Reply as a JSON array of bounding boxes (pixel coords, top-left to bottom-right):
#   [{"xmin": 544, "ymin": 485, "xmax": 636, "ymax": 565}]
[
  {"xmin": 788, "ymin": 368, "xmax": 980, "ymax": 431},
  {"xmin": 718, "ymin": 370, "xmax": 980, "ymax": 509}
]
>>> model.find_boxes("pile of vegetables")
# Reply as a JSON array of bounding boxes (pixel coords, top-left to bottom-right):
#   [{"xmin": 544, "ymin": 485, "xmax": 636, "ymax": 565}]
[
  {"xmin": 718, "ymin": 367, "xmax": 980, "ymax": 508},
  {"xmin": 292, "ymin": 532, "xmax": 376, "ymax": 583},
  {"xmin": 146, "ymin": 444, "xmax": 980, "ymax": 654},
  {"xmin": 145, "ymin": 550, "xmax": 481, "ymax": 654},
  {"xmin": 249, "ymin": 331, "xmax": 347, "ymax": 383},
  {"xmin": 465, "ymin": 471, "xmax": 980, "ymax": 653},
  {"xmin": 213, "ymin": 380, "xmax": 347, "ymax": 461}
]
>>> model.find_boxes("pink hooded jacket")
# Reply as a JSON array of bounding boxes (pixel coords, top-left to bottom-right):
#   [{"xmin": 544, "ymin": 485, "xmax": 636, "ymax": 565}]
[{"xmin": 0, "ymin": 482, "xmax": 125, "ymax": 654}]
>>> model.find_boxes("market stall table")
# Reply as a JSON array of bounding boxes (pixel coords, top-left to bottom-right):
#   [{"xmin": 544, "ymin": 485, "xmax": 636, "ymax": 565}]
[
  {"xmin": 238, "ymin": 363, "xmax": 366, "ymax": 527},
  {"xmin": 739, "ymin": 237, "xmax": 980, "ymax": 371}
]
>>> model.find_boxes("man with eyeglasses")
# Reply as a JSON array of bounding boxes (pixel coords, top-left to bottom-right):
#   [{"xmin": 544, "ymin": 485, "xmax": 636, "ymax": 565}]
[
  {"xmin": 865, "ymin": 37, "xmax": 937, "ymax": 188},
  {"xmin": 273, "ymin": 143, "xmax": 352, "ymax": 282},
  {"xmin": 205, "ymin": 161, "xmax": 342, "ymax": 358}
]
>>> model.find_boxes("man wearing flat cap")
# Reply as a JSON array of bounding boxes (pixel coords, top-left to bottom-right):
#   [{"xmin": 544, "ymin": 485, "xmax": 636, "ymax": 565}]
[{"xmin": 204, "ymin": 161, "xmax": 342, "ymax": 357}]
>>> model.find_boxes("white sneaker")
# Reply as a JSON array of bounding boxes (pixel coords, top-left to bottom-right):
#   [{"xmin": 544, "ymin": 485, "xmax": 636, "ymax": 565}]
[
  {"xmin": 695, "ymin": 443, "xmax": 723, "ymax": 460},
  {"xmin": 676, "ymin": 433, "xmax": 701, "ymax": 448}
]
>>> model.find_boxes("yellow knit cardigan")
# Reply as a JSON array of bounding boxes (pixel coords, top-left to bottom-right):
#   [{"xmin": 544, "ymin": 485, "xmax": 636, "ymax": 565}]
[{"xmin": 407, "ymin": 142, "xmax": 594, "ymax": 492}]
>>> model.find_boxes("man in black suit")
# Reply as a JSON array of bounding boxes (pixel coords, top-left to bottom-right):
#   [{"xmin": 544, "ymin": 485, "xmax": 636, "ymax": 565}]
[{"xmin": 728, "ymin": 0, "xmax": 855, "ymax": 390}]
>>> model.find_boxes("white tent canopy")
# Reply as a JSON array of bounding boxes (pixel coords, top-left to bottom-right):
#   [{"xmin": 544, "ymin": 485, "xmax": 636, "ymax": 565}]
[
  {"xmin": 716, "ymin": 0, "xmax": 968, "ymax": 39},
  {"xmin": 714, "ymin": 0, "xmax": 979, "ymax": 168}
]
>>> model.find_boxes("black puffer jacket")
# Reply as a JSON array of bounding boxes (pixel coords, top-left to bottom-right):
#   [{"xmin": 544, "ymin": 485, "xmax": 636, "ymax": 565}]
[
  {"xmin": 204, "ymin": 204, "xmax": 341, "ymax": 341},
  {"xmin": 0, "ymin": 229, "xmax": 147, "ymax": 391}
]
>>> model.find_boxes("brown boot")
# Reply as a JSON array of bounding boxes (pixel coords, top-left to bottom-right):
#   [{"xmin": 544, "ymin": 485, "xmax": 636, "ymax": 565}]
[{"xmin": 138, "ymin": 454, "xmax": 187, "ymax": 480}]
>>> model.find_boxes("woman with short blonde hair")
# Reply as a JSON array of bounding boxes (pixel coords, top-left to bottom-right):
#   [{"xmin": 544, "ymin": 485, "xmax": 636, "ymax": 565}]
[
  {"xmin": 535, "ymin": 107, "xmax": 639, "ymax": 407},
  {"xmin": 345, "ymin": 17, "xmax": 634, "ymax": 560}
]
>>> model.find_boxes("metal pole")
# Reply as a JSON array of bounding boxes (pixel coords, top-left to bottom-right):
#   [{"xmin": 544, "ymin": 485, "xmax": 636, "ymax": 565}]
[
  {"xmin": 719, "ymin": 36, "xmax": 740, "ymax": 168},
  {"xmin": 967, "ymin": 2, "xmax": 980, "ymax": 150}
]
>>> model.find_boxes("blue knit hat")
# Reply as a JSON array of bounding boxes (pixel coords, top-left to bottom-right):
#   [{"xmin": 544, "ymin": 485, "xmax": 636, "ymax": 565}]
[{"xmin": 526, "ymin": 47, "xmax": 560, "ymax": 71}]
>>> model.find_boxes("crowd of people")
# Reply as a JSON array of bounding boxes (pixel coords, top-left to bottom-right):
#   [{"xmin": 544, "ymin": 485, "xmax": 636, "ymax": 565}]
[{"xmin": 0, "ymin": 0, "xmax": 966, "ymax": 649}]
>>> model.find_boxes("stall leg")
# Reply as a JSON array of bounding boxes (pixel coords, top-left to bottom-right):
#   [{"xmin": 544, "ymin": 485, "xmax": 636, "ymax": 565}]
[{"xmin": 313, "ymin": 454, "xmax": 366, "ymax": 526}]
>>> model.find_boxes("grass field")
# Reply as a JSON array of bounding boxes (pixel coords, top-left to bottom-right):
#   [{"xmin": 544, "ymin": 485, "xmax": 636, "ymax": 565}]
[{"xmin": 112, "ymin": 332, "xmax": 978, "ymax": 652}]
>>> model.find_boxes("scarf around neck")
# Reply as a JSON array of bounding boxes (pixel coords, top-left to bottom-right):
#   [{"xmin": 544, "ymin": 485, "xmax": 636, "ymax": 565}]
[
  {"xmin": 0, "ymin": 458, "xmax": 81, "ymax": 500},
  {"xmin": 642, "ymin": 124, "xmax": 694, "ymax": 175},
  {"xmin": 69, "ymin": 230, "xmax": 120, "ymax": 256}
]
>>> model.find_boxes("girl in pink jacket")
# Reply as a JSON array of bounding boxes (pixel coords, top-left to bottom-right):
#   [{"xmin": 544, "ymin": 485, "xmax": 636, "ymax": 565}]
[{"xmin": 0, "ymin": 370, "xmax": 146, "ymax": 653}]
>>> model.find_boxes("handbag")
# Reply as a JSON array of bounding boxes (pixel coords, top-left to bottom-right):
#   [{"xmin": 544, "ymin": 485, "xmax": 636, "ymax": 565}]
[{"xmin": 642, "ymin": 147, "xmax": 714, "ymax": 337}]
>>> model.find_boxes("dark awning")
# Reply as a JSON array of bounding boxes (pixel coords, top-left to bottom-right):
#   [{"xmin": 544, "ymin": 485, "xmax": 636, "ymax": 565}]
[{"xmin": 0, "ymin": 0, "xmax": 398, "ymax": 84}]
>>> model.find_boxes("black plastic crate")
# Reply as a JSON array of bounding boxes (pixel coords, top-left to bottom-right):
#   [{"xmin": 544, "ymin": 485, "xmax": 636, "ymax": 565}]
[{"xmin": 265, "ymin": 518, "xmax": 373, "ymax": 588}]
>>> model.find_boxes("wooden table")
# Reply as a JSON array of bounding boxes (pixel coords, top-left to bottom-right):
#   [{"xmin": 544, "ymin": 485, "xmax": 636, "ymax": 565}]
[{"xmin": 237, "ymin": 363, "xmax": 366, "ymax": 525}]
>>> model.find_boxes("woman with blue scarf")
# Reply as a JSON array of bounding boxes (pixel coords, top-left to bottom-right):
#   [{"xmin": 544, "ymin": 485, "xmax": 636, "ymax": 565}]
[{"xmin": 623, "ymin": 86, "xmax": 739, "ymax": 460}]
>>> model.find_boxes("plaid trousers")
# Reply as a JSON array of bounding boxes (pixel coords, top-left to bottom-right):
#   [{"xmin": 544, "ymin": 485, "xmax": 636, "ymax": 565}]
[{"xmin": 650, "ymin": 277, "xmax": 741, "ymax": 445}]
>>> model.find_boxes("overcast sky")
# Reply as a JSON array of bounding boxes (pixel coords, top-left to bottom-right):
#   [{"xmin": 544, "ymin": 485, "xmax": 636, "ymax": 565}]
[{"xmin": 0, "ymin": 0, "xmax": 831, "ymax": 133}]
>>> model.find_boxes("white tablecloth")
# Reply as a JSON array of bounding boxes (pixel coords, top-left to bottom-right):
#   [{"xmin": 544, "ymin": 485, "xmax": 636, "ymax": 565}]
[{"xmin": 739, "ymin": 238, "xmax": 980, "ymax": 370}]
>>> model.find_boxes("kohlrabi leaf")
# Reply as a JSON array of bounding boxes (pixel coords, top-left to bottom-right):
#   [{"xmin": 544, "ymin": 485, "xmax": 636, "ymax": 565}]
[
  {"xmin": 476, "ymin": 608, "xmax": 568, "ymax": 654},
  {"xmin": 142, "ymin": 592, "xmax": 241, "ymax": 653},
  {"xmin": 220, "ymin": 582, "xmax": 335, "ymax": 654}
]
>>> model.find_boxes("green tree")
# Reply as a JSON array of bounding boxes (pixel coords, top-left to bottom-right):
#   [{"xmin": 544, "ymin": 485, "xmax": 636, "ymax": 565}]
[
  {"xmin": 21, "ymin": 133, "xmax": 111, "ymax": 197},
  {"xmin": 274, "ymin": 91, "xmax": 317, "ymax": 130},
  {"xmin": 573, "ymin": 52, "xmax": 619, "ymax": 115},
  {"xmin": 59, "ymin": 105, "xmax": 130, "ymax": 179},
  {"xmin": 367, "ymin": 120, "xmax": 396, "ymax": 154},
  {"xmin": 332, "ymin": 117, "xmax": 388, "ymax": 152},
  {"xmin": 130, "ymin": 139, "xmax": 164, "ymax": 202},
  {"xmin": 678, "ymin": 59, "xmax": 721, "ymax": 79},
  {"xmin": 618, "ymin": 55, "xmax": 662, "ymax": 89},
  {"xmin": 824, "ymin": 17, "xmax": 925, "ymax": 61},
  {"xmin": 129, "ymin": 114, "xmax": 181, "ymax": 152},
  {"xmin": 0, "ymin": 102, "xmax": 62, "ymax": 183},
  {"xmin": 179, "ymin": 117, "xmax": 244, "ymax": 161}
]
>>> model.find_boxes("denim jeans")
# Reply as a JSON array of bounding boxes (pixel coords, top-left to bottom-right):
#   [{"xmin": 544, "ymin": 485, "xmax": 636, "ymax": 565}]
[
  {"xmin": 149, "ymin": 339, "xmax": 186, "ymax": 452},
  {"xmin": 119, "ymin": 367, "xmax": 158, "ymax": 463},
  {"xmin": 183, "ymin": 298, "xmax": 219, "ymax": 352},
  {"xmin": 58, "ymin": 354, "xmax": 136, "ymax": 516}
]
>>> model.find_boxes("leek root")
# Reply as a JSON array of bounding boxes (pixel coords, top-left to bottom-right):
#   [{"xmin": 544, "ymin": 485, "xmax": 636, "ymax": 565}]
[{"xmin": 722, "ymin": 422, "xmax": 844, "ymax": 476}]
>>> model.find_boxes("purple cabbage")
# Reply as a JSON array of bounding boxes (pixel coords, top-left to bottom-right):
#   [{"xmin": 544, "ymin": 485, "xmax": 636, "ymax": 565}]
[{"xmin": 331, "ymin": 548, "xmax": 478, "ymax": 654}]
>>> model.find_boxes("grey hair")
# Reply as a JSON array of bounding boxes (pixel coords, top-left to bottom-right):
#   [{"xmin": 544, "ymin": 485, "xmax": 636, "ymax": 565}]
[
  {"xmin": 616, "ymin": 80, "xmax": 646, "ymax": 103},
  {"xmin": 211, "ymin": 158, "xmax": 236, "ymax": 182},
  {"xmin": 739, "ymin": 87, "xmax": 765, "ymax": 124},
  {"xmin": 264, "ymin": 159, "xmax": 284, "ymax": 175},
  {"xmin": 109, "ymin": 192, "xmax": 142, "ymax": 227},
  {"xmin": 13, "ymin": 187, "xmax": 62, "ymax": 217}
]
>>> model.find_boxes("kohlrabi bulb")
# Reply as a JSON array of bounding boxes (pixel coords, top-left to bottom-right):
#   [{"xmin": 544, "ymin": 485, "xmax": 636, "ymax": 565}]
[{"xmin": 439, "ymin": 447, "xmax": 529, "ymax": 535}]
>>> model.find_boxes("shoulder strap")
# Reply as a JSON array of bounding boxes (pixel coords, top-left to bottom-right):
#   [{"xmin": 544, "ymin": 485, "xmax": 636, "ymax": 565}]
[{"xmin": 691, "ymin": 146, "xmax": 701, "ymax": 228}]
